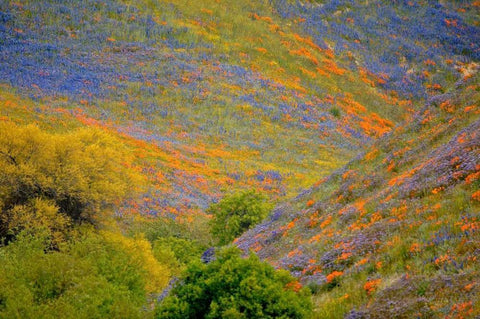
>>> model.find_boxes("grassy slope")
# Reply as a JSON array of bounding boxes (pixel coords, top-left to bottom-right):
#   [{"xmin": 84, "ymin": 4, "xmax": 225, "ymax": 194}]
[
  {"xmin": 233, "ymin": 2, "xmax": 480, "ymax": 316},
  {"xmin": 237, "ymin": 72, "xmax": 480, "ymax": 317},
  {"xmin": 0, "ymin": 0, "xmax": 405, "ymax": 222}
]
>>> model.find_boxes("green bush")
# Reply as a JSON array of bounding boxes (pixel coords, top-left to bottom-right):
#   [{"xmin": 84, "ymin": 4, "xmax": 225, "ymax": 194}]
[
  {"xmin": 0, "ymin": 230, "xmax": 148, "ymax": 319},
  {"xmin": 208, "ymin": 190, "xmax": 273, "ymax": 245},
  {"xmin": 155, "ymin": 247, "xmax": 312, "ymax": 319}
]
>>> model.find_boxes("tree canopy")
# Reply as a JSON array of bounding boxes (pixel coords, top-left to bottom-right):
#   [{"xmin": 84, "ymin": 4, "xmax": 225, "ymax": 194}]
[{"xmin": 155, "ymin": 247, "xmax": 312, "ymax": 319}]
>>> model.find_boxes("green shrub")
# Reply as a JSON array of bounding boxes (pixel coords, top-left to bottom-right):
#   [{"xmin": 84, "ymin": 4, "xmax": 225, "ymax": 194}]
[
  {"xmin": 0, "ymin": 230, "xmax": 149, "ymax": 319},
  {"xmin": 208, "ymin": 190, "xmax": 273, "ymax": 245},
  {"xmin": 154, "ymin": 236, "xmax": 205, "ymax": 265},
  {"xmin": 155, "ymin": 247, "xmax": 312, "ymax": 319}
]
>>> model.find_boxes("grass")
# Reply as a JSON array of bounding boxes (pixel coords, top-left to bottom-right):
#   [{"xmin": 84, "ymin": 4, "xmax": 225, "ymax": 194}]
[{"xmin": 236, "ymin": 72, "xmax": 480, "ymax": 317}]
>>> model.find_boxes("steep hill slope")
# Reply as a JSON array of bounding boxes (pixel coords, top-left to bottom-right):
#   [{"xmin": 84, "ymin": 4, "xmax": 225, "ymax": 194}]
[{"xmin": 237, "ymin": 71, "xmax": 480, "ymax": 317}]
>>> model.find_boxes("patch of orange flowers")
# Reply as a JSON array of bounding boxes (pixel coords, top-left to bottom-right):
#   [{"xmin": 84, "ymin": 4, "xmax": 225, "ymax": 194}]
[
  {"xmin": 364, "ymin": 278, "xmax": 381, "ymax": 295},
  {"xmin": 472, "ymin": 190, "xmax": 480, "ymax": 202},
  {"xmin": 285, "ymin": 281, "xmax": 303, "ymax": 292},
  {"xmin": 326, "ymin": 271, "xmax": 343, "ymax": 283}
]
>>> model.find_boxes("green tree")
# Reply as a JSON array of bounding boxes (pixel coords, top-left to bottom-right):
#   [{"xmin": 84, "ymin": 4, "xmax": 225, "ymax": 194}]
[
  {"xmin": 208, "ymin": 190, "xmax": 273, "ymax": 245},
  {"xmin": 155, "ymin": 247, "xmax": 312, "ymax": 319}
]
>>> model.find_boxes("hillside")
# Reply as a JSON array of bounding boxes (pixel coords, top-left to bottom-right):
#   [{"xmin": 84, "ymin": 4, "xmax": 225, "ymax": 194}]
[
  {"xmin": 1, "ymin": 0, "xmax": 479, "ymax": 318},
  {"xmin": 237, "ymin": 70, "xmax": 480, "ymax": 317},
  {"xmin": 0, "ymin": 0, "xmax": 416, "ymax": 218}
]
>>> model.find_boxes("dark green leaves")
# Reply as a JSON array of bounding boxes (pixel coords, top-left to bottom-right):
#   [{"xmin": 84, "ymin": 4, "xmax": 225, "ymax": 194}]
[{"xmin": 155, "ymin": 247, "xmax": 312, "ymax": 319}]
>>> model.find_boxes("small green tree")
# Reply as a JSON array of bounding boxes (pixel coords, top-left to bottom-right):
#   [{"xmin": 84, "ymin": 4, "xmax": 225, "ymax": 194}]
[
  {"xmin": 155, "ymin": 247, "xmax": 312, "ymax": 319},
  {"xmin": 208, "ymin": 190, "xmax": 273, "ymax": 245}
]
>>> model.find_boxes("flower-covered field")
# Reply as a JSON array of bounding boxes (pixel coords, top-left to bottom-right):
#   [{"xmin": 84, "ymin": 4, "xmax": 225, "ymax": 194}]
[
  {"xmin": 0, "ymin": 0, "xmax": 417, "ymax": 221},
  {"xmin": 1, "ymin": 0, "xmax": 479, "ymax": 317},
  {"xmin": 237, "ymin": 71, "xmax": 480, "ymax": 317}
]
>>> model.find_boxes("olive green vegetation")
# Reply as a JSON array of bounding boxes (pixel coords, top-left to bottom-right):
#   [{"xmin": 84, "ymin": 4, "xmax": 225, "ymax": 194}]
[
  {"xmin": 152, "ymin": 236, "xmax": 207, "ymax": 277},
  {"xmin": 0, "ymin": 230, "xmax": 151, "ymax": 319},
  {"xmin": 208, "ymin": 190, "xmax": 274, "ymax": 245},
  {"xmin": 155, "ymin": 247, "xmax": 312, "ymax": 319}
]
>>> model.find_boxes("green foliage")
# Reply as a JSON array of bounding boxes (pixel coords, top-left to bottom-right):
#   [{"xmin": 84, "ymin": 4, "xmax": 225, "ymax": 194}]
[
  {"xmin": 0, "ymin": 122, "xmax": 143, "ymax": 242},
  {"xmin": 155, "ymin": 247, "xmax": 312, "ymax": 319},
  {"xmin": 151, "ymin": 237, "xmax": 206, "ymax": 277},
  {"xmin": 152, "ymin": 244, "xmax": 183, "ymax": 277},
  {"xmin": 0, "ymin": 122, "xmax": 172, "ymax": 317},
  {"xmin": 2, "ymin": 197, "xmax": 71, "ymax": 248},
  {"xmin": 131, "ymin": 214, "xmax": 213, "ymax": 247},
  {"xmin": 208, "ymin": 190, "xmax": 273, "ymax": 245},
  {"xmin": 129, "ymin": 217, "xmax": 210, "ymax": 277},
  {"xmin": 0, "ymin": 229, "xmax": 150, "ymax": 319},
  {"xmin": 153, "ymin": 237, "xmax": 207, "ymax": 265}
]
